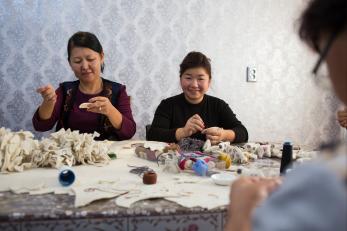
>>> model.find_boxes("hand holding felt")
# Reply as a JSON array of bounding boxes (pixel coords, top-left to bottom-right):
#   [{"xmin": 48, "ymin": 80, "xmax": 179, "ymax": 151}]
[
  {"xmin": 87, "ymin": 96, "xmax": 118, "ymax": 116},
  {"xmin": 36, "ymin": 84, "xmax": 57, "ymax": 105},
  {"xmin": 202, "ymin": 127, "xmax": 224, "ymax": 145},
  {"xmin": 182, "ymin": 114, "xmax": 205, "ymax": 137}
]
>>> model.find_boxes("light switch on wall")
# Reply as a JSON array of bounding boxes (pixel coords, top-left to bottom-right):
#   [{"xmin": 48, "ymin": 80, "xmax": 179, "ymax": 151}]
[{"xmin": 247, "ymin": 66, "xmax": 257, "ymax": 82}]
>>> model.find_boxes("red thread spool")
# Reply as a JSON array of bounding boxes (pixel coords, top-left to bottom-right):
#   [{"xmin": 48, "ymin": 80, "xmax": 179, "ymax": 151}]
[{"xmin": 143, "ymin": 171, "xmax": 157, "ymax": 185}]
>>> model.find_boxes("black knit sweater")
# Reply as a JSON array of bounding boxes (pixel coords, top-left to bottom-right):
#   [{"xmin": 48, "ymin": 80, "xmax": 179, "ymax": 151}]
[{"xmin": 147, "ymin": 93, "xmax": 248, "ymax": 143}]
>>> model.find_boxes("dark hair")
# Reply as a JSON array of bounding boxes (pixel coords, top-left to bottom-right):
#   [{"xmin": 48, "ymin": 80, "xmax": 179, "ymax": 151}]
[
  {"xmin": 179, "ymin": 51, "xmax": 212, "ymax": 79},
  {"xmin": 67, "ymin": 31, "xmax": 105, "ymax": 72},
  {"xmin": 299, "ymin": 0, "xmax": 347, "ymax": 52}
]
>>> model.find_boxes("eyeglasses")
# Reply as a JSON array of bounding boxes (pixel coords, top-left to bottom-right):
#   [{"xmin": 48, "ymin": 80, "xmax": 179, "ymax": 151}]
[{"xmin": 311, "ymin": 31, "xmax": 338, "ymax": 89}]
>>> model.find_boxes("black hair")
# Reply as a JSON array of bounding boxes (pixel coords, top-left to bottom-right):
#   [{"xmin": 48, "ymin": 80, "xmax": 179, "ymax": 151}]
[
  {"xmin": 179, "ymin": 51, "xmax": 212, "ymax": 79},
  {"xmin": 67, "ymin": 31, "xmax": 105, "ymax": 72},
  {"xmin": 299, "ymin": 0, "xmax": 347, "ymax": 52}
]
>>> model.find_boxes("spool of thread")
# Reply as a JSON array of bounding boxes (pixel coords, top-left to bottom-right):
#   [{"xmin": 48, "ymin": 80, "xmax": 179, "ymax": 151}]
[
  {"xmin": 59, "ymin": 166, "xmax": 75, "ymax": 186},
  {"xmin": 143, "ymin": 171, "xmax": 157, "ymax": 184},
  {"xmin": 280, "ymin": 141, "xmax": 293, "ymax": 175}
]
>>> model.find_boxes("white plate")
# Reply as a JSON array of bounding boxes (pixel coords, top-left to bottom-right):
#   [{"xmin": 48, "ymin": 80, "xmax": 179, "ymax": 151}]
[{"xmin": 211, "ymin": 173, "xmax": 237, "ymax": 186}]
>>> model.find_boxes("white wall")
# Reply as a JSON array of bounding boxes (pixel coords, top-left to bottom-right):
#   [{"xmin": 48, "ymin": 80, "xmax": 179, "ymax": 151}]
[{"xmin": 0, "ymin": 0, "xmax": 341, "ymax": 146}]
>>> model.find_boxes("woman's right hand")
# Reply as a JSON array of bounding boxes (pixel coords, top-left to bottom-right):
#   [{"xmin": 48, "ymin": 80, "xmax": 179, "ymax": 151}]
[
  {"xmin": 36, "ymin": 84, "xmax": 57, "ymax": 120},
  {"xmin": 225, "ymin": 177, "xmax": 282, "ymax": 231},
  {"xmin": 183, "ymin": 114, "xmax": 205, "ymax": 136},
  {"xmin": 176, "ymin": 114, "xmax": 205, "ymax": 140},
  {"xmin": 36, "ymin": 84, "xmax": 57, "ymax": 105}
]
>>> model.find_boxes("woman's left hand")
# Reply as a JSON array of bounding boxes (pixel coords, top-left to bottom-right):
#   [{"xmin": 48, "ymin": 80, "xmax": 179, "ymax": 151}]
[
  {"xmin": 202, "ymin": 127, "xmax": 224, "ymax": 144},
  {"xmin": 87, "ymin": 96, "xmax": 115, "ymax": 116}
]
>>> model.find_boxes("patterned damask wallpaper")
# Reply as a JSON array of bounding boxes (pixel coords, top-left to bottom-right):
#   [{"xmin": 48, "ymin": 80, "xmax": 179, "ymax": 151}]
[{"xmin": 0, "ymin": 0, "xmax": 342, "ymax": 146}]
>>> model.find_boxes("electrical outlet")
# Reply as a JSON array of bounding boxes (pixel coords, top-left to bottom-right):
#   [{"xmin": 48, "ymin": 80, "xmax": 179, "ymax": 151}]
[{"xmin": 247, "ymin": 66, "xmax": 257, "ymax": 82}]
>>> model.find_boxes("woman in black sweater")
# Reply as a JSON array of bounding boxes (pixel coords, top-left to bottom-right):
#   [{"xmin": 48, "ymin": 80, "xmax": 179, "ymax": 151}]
[{"xmin": 147, "ymin": 51, "xmax": 248, "ymax": 144}]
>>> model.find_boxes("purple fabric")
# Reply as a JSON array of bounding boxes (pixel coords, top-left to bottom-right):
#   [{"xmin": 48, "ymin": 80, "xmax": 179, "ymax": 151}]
[{"xmin": 32, "ymin": 84, "xmax": 136, "ymax": 140}]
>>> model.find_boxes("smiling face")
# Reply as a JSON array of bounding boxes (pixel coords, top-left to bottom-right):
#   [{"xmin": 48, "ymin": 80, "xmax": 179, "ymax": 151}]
[
  {"xmin": 180, "ymin": 67, "xmax": 211, "ymax": 104},
  {"xmin": 69, "ymin": 47, "xmax": 104, "ymax": 84}
]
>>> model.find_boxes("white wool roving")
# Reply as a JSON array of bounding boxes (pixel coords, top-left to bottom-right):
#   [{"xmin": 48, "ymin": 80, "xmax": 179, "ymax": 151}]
[{"xmin": 0, "ymin": 128, "xmax": 110, "ymax": 173}]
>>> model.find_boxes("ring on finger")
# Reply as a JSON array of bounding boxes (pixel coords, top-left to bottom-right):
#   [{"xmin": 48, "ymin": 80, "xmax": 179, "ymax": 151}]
[{"xmin": 99, "ymin": 106, "xmax": 102, "ymax": 111}]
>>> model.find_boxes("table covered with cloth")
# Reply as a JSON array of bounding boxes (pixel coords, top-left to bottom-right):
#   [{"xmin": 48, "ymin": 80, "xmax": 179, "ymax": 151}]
[{"xmin": 0, "ymin": 138, "xmax": 312, "ymax": 231}]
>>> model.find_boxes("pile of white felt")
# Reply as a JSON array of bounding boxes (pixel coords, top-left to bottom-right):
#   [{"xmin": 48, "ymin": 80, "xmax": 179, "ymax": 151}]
[{"xmin": 0, "ymin": 127, "xmax": 110, "ymax": 173}]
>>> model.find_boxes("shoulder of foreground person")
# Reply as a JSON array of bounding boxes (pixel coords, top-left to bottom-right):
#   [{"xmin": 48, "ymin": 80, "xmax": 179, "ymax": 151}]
[{"xmin": 252, "ymin": 161, "xmax": 347, "ymax": 231}]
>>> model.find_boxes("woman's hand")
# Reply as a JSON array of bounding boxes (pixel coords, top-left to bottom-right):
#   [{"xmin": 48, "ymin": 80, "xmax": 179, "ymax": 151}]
[
  {"xmin": 202, "ymin": 127, "xmax": 224, "ymax": 144},
  {"xmin": 225, "ymin": 177, "xmax": 282, "ymax": 231},
  {"xmin": 87, "ymin": 96, "xmax": 123, "ymax": 129},
  {"xmin": 229, "ymin": 177, "xmax": 282, "ymax": 215},
  {"xmin": 87, "ymin": 96, "xmax": 116, "ymax": 116},
  {"xmin": 202, "ymin": 127, "xmax": 237, "ymax": 144},
  {"xmin": 175, "ymin": 114, "xmax": 205, "ymax": 141},
  {"xmin": 183, "ymin": 114, "xmax": 205, "ymax": 136},
  {"xmin": 36, "ymin": 85, "xmax": 57, "ymax": 105},
  {"xmin": 36, "ymin": 84, "xmax": 57, "ymax": 120},
  {"xmin": 337, "ymin": 108, "xmax": 347, "ymax": 128}
]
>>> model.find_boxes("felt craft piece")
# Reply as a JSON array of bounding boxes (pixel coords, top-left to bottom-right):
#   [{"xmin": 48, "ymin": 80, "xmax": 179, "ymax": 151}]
[
  {"xmin": 201, "ymin": 139, "xmax": 309, "ymax": 166},
  {"xmin": 115, "ymin": 184, "xmax": 184, "ymax": 208},
  {"xmin": 192, "ymin": 159, "xmax": 208, "ymax": 176},
  {"xmin": 133, "ymin": 140, "xmax": 167, "ymax": 162},
  {"xmin": 79, "ymin": 102, "xmax": 91, "ymax": 109},
  {"xmin": 73, "ymin": 181, "xmax": 129, "ymax": 207},
  {"xmin": 203, "ymin": 139, "xmax": 221, "ymax": 153},
  {"xmin": 217, "ymin": 153, "xmax": 232, "ymax": 168},
  {"xmin": 163, "ymin": 143, "xmax": 180, "ymax": 153},
  {"xmin": 142, "ymin": 141, "xmax": 167, "ymax": 151},
  {"xmin": 160, "ymin": 152, "xmax": 181, "ymax": 174},
  {"xmin": 135, "ymin": 146, "xmax": 161, "ymax": 161},
  {"xmin": 243, "ymin": 143, "xmax": 261, "ymax": 153},
  {"xmin": 10, "ymin": 183, "xmax": 47, "ymax": 194},
  {"xmin": 129, "ymin": 165, "xmax": 153, "ymax": 176},
  {"xmin": 164, "ymin": 180, "xmax": 230, "ymax": 209}
]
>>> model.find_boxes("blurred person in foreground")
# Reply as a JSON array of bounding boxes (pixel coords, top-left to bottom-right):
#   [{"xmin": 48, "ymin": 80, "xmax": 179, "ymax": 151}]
[{"xmin": 225, "ymin": 0, "xmax": 347, "ymax": 230}]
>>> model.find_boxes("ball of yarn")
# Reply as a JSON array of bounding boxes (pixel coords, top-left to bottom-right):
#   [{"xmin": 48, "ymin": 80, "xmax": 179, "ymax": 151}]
[{"xmin": 178, "ymin": 138, "xmax": 205, "ymax": 152}]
